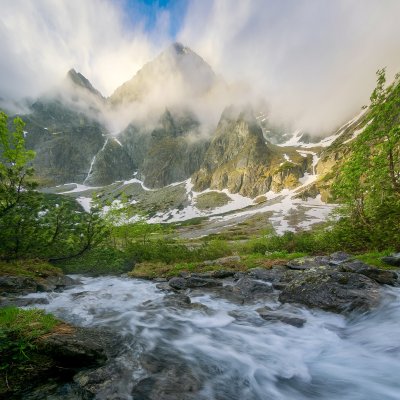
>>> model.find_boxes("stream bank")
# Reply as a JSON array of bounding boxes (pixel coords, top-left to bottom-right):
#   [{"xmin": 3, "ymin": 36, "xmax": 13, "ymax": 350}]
[{"xmin": 1, "ymin": 253, "xmax": 399, "ymax": 399}]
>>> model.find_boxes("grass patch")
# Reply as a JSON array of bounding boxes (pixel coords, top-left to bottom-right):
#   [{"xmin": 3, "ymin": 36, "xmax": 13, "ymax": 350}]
[
  {"xmin": 0, "ymin": 307, "xmax": 59, "ymax": 370},
  {"xmin": 0, "ymin": 259, "xmax": 62, "ymax": 278},
  {"xmin": 129, "ymin": 259, "xmax": 248, "ymax": 279},
  {"xmin": 355, "ymin": 251, "xmax": 397, "ymax": 269},
  {"xmin": 241, "ymin": 252, "xmax": 307, "ymax": 269},
  {"xmin": 56, "ymin": 246, "xmax": 131, "ymax": 275}
]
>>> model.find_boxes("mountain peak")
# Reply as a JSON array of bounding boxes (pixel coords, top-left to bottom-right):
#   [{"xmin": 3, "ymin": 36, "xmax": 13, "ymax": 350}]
[
  {"xmin": 66, "ymin": 69, "xmax": 104, "ymax": 99},
  {"xmin": 109, "ymin": 42, "xmax": 218, "ymax": 106},
  {"xmin": 169, "ymin": 42, "xmax": 191, "ymax": 55}
]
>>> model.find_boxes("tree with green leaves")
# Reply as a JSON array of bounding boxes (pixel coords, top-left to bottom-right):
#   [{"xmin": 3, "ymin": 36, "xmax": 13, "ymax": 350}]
[
  {"xmin": 0, "ymin": 111, "xmax": 108, "ymax": 260},
  {"xmin": 0, "ymin": 112, "xmax": 36, "ymax": 217},
  {"xmin": 333, "ymin": 69, "xmax": 400, "ymax": 249}
]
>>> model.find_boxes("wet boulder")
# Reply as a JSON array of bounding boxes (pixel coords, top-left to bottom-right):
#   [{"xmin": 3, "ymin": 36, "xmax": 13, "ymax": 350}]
[
  {"xmin": 247, "ymin": 267, "xmax": 285, "ymax": 283},
  {"xmin": 0, "ymin": 276, "xmax": 38, "ymax": 296},
  {"xmin": 168, "ymin": 277, "xmax": 188, "ymax": 290},
  {"xmin": 279, "ymin": 269, "xmax": 381, "ymax": 313},
  {"xmin": 230, "ymin": 277, "xmax": 274, "ymax": 302},
  {"xmin": 339, "ymin": 261, "xmax": 398, "ymax": 285},
  {"xmin": 168, "ymin": 276, "xmax": 222, "ymax": 290},
  {"xmin": 256, "ymin": 307, "xmax": 306, "ymax": 328},
  {"xmin": 0, "ymin": 296, "xmax": 49, "ymax": 307},
  {"xmin": 36, "ymin": 275, "xmax": 77, "ymax": 292},
  {"xmin": 37, "ymin": 325, "xmax": 120, "ymax": 368},
  {"xmin": 381, "ymin": 252, "xmax": 400, "ymax": 267},
  {"xmin": 131, "ymin": 347, "xmax": 203, "ymax": 400}
]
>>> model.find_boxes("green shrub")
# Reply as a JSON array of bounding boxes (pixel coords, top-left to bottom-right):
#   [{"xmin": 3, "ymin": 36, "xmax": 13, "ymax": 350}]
[{"xmin": 56, "ymin": 246, "xmax": 130, "ymax": 275}]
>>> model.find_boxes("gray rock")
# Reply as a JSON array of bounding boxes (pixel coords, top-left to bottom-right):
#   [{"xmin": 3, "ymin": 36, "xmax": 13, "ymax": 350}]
[
  {"xmin": 156, "ymin": 282, "xmax": 174, "ymax": 292},
  {"xmin": 168, "ymin": 277, "xmax": 188, "ymax": 290},
  {"xmin": 169, "ymin": 276, "xmax": 222, "ymax": 290},
  {"xmin": 132, "ymin": 346, "xmax": 203, "ymax": 400},
  {"xmin": 38, "ymin": 326, "xmax": 120, "ymax": 367},
  {"xmin": 328, "ymin": 252, "xmax": 352, "ymax": 265},
  {"xmin": 209, "ymin": 269, "xmax": 236, "ymax": 279},
  {"xmin": 248, "ymin": 267, "xmax": 284, "ymax": 282},
  {"xmin": 36, "ymin": 275, "xmax": 77, "ymax": 292},
  {"xmin": 0, "ymin": 276, "xmax": 38, "ymax": 295},
  {"xmin": 257, "ymin": 309, "xmax": 306, "ymax": 328},
  {"xmin": 185, "ymin": 277, "xmax": 222, "ymax": 288},
  {"xmin": 233, "ymin": 277, "xmax": 273, "ymax": 300},
  {"xmin": 279, "ymin": 270, "xmax": 381, "ymax": 313},
  {"xmin": 382, "ymin": 253, "xmax": 400, "ymax": 267},
  {"xmin": 0, "ymin": 296, "xmax": 49, "ymax": 307},
  {"xmin": 340, "ymin": 261, "xmax": 398, "ymax": 285}
]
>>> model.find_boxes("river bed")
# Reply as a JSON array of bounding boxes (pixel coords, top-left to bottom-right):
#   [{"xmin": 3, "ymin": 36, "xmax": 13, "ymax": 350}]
[{"xmin": 23, "ymin": 275, "xmax": 400, "ymax": 400}]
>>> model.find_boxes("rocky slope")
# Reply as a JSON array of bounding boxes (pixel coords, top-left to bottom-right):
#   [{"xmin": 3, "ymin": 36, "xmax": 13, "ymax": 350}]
[{"xmin": 192, "ymin": 107, "xmax": 311, "ymax": 197}]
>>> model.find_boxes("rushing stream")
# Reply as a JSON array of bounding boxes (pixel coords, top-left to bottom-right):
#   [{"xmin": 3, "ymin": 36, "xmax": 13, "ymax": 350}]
[{"xmin": 24, "ymin": 276, "xmax": 400, "ymax": 400}]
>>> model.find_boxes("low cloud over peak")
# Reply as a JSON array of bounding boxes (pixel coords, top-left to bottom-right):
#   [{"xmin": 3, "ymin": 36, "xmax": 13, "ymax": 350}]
[{"xmin": 1, "ymin": 0, "xmax": 400, "ymax": 135}]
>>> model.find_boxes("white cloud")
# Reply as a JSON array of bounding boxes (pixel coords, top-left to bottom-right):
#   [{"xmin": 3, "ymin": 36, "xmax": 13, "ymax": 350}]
[
  {"xmin": 1, "ymin": 0, "xmax": 400, "ymax": 135},
  {"xmin": 179, "ymin": 0, "xmax": 400, "ymax": 134},
  {"xmin": 0, "ymin": 0, "xmax": 162, "ymax": 99}
]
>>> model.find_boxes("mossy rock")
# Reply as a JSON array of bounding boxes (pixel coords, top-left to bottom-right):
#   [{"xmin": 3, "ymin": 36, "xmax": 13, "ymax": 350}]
[{"xmin": 195, "ymin": 191, "xmax": 231, "ymax": 210}]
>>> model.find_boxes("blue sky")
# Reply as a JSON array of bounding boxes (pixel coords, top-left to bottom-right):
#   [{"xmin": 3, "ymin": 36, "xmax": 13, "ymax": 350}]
[{"xmin": 124, "ymin": 0, "xmax": 188, "ymax": 39}]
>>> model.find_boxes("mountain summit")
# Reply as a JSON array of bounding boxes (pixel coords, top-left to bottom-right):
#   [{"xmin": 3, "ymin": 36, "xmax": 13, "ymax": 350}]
[
  {"xmin": 109, "ymin": 42, "xmax": 219, "ymax": 106},
  {"xmin": 66, "ymin": 69, "xmax": 104, "ymax": 99}
]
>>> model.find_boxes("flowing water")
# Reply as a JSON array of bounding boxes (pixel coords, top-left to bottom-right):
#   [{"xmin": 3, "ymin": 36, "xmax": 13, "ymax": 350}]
[{"xmin": 24, "ymin": 276, "xmax": 400, "ymax": 400}]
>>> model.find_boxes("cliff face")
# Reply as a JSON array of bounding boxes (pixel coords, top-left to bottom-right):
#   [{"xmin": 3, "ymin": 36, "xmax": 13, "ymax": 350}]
[
  {"xmin": 118, "ymin": 109, "xmax": 209, "ymax": 188},
  {"xmin": 22, "ymin": 98, "xmax": 106, "ymax": 185},
  {"xmin": 191, "ymin": 108, "xmax": 310, "ymax": 197}
]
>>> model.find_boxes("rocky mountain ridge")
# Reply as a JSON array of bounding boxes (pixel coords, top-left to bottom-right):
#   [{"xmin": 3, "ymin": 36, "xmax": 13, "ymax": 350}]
[{"xmin": 10, "ymin": 42, "xmax": 363, "ymax": 205}]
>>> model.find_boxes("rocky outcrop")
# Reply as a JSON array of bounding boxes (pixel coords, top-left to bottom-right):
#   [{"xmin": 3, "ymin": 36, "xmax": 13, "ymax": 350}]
[
  {"xmin": 191, "ymin": 107, "xmax": 273, "ymax": 197},
  {"xmin": 1, "ymin": 323, "xmax": 120, "ymax": 399},
  {"xmin": 84, "ymin": 138, "xmax": 135, "ymax": 185},
  {"xmin": 382, "ymin": 252, "xmax": 400, "ymax": 267},
  {"xmin": 279, "ymin": 269, "xmax": 381, "ymax": 313},
  {"xmin": 139, "ymin": 110, "xmax": 209, "ymax": 188},
  {"xmin": 158, "ymin": 252, "xmax": 397, "ymax": 314},
  {"xmin": 0, "ymin": 273, "xmax": 76, "ymax": 300},
  {"xmin": 191, "ymin": 107, "xmax": 310, "ymax": 197}
]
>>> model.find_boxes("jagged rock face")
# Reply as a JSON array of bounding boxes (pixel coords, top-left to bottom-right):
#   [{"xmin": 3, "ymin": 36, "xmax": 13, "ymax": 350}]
[
  {"xmin": 23, "ymin": 98, "xmax": 106, "ymax": 185},
  {"xmin": 270, "ymin": 161, "xmax": 307, "ymax": 192},
  {"xmin": 118, "ymin": 109, "xmax": 209, "ymax": 188},
  {"xmin": 140, "ymin": 110, "xmax": 209, "ymax": 188},
  {"xmin": 85, "ymin": 138, "xmax": 135, "ymax": 186},
  {"xmin": 192, "ymin": 109, "xmax": 274, "ymax": 197},
  {"xmin": 67, "ymin": 69, "xmax": 104, "ymax": 100}
]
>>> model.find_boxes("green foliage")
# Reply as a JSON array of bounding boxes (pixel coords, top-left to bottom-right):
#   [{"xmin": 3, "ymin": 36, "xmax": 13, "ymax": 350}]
[
  {"xmin": 355, "ymin": 250, "xmax": 396, "ymax": 269},
  {"xmin": 0, "ymin": 307, "xmax": 58, "ymax": 371},
  {"xmin": 56, "ymin": 246, "xmax": 130, "ymax": 275},
  {"xmin": 0, "ymin": 112, "xmax": 36, "ymax": 216},
  {"xmin": 0, "ymin": 111, "xmax": 109, "ymax": 261},
  {"xmin": 333, "ymin": 69, "xmax": 400, "ymax": 249}
]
